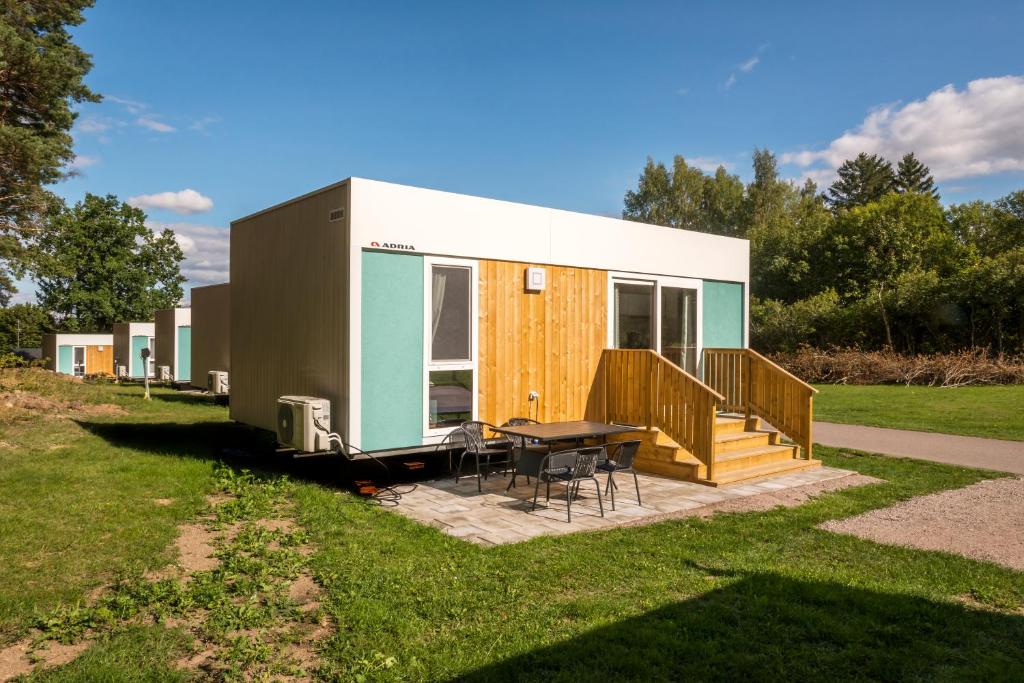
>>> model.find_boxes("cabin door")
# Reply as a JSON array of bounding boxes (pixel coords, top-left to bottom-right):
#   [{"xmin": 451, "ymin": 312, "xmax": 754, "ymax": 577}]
[
  {"xmin": 72, "ymin": 346, "xmax": 86, "ymax": 377},
  {"xmin": 611, "ymin": 276, "xmax": 702, "ymax": 375}
]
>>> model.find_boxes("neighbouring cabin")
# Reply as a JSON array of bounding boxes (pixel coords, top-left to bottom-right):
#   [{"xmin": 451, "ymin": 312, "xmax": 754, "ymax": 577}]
[
  {"xmin": 41, "ymin": 333, "xmax": 114, "ymax": 377},
  {"xmin": 154, "ymin": 307, "xmax": 192, "ymax": 383},
  {"xmin": 230, "ymin": 178, "xmax": 818, "ymax": 485},
  {"xmin": 190, "ymin": 283, "xmax": 231, "ymax": 390},
  {"xmin": 112, "ymin": 322, "xmax": 156, "ymax": 379}
]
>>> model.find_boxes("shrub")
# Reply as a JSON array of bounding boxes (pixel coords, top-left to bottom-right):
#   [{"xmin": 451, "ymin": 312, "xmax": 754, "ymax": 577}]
[{"xmin": 769, "ymin": 347, "xmax": 1024, "ymax": 386}]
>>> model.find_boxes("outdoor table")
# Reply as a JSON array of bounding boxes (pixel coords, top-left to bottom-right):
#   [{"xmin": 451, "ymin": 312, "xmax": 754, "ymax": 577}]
[{"xmin": 491, "ymin": 420, "xmax": 637, "ymax": 490}]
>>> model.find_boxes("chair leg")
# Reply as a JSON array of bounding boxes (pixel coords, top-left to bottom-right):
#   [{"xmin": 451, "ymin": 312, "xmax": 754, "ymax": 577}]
[
  {"xmin": 566, "ymin": 483, "xmax": 572, "ymax": 523},
  {"xmin": 607, "ymin": 471, "xmax": 616, "ymax": 511},
  {"xmin": 593, "ymin": 478, "xmax": 604, "ymax": 517},
  {"xmin": 475, "ymin": 454, "xmax": 482, "ymax": 492},
  {"xmin": 532, "ymin": 478, "xmax": 541, "ymax": 511},
  {"xmin": 545, "ymin": 481, "xmax": 550, "ymax": 503},
  {"xmin": 632, "ymin": 469, "xmax": 642, "ymax": 506}
]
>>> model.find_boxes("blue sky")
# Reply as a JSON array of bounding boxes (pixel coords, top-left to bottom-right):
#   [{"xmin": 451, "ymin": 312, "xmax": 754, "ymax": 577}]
[{"xmin": 23, "ymin": 0, "xmax": 1024, "ymax": 300}]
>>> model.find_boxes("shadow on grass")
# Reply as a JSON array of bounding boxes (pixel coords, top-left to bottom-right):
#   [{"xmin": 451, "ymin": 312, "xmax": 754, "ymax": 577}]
[
  {"xmin": 454, "ymin": 571, "xmax": 1024, "ymax": 682},
  {"xmin": 74, "ymin": 419, "xmax": 451, "ymax": 492}
]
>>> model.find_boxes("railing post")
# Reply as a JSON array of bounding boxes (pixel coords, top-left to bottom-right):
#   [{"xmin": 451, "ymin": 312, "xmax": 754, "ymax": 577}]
[
  {"xmin": 805, "ymin": 393, "xmax": 814, "ymax": 460},
  {"xmin": 743, "ymin": 351, "xmax": 752, "ymax": 422},
  {"xmin": 706, "ymin": 401, "xmax": 717, "ymax": 482},
  {"xmin": 603, "ymin": 351, "xmax": 610, "ymax": 423},
  {"xmin": 646, "ymin": 352, "xmax": 655, "ymax": 430}
]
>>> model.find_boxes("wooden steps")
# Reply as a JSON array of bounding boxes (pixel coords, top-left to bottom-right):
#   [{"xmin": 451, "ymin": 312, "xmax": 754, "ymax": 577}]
[{"xmin": 615, "ymin": 414, "xmax": 820, "ymax": 487}]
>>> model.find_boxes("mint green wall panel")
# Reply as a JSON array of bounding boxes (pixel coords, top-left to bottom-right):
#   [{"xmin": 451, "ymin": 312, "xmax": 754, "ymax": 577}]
[
  {"xmin": 177, "ymin": 326, "xmax": 191, "ymax": 381},
  {"xmin": 361, "ymin": 251, "xmax": 423, "ymax": 451},
  {"xmin": 703, "ymin": 281, "xmax": 745, "ymax": 349},
  {"xmin": 57, "ymin": 346, "xmax": 73, "ymax": 374},
  {"xmin": 131, "ymin": 335, "xmax": 148, "ymax": 377}
]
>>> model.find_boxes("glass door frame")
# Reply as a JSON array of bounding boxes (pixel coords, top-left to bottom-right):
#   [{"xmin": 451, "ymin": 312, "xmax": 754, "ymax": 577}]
[
  {"xmin": 72, "ymin": 345, "xmax": 87, "ymax": 377},
  {"xmin": 421, "ymin": 255, "xmax": 480, "ymax": 442},
  {"xmin": 607, "ymin": 273, "xmax": 704, "ymax": 376}
]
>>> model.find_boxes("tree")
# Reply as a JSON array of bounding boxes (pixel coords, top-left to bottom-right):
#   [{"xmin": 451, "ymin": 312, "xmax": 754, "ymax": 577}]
[
  {"xmin": 894, "ymin": 152, "xmax": 939, "ymax": 199},
  {"xmin": 700, "ymin": 166, "xmax": 744, "ymax": 237},
  {"xmin": 0, "ymin": 303, "xmax": 51, "ymax": 350},
  {"xmin": 821, "ymin": 192, "xmax": 951, "ymax": 346},
  {"xmin": 827, "ymin": 153, "xmax": 895, "ymax": 210},
  {"xmin": 31, "ymin": 194, "xmax": 185, "ymax": 331},
  {"xmin": 743, "ymin": 148, "xmax": 790, "ymax": 234},
  {"xmin": 0, "ymin": 1, "xmax": 100, "ymax": 303},
  {"xmin": 623, "ymin": 156, "xmax": 707, "ymax": 231}
]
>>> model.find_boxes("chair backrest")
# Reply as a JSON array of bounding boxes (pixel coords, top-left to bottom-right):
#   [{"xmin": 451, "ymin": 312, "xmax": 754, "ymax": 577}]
[
  {"xmin": 572, "ymin": 447, "xmax": 604, "ymax": 479},
  {"xmin": 501, "ymin": 417, "xmax": 539, "ymax": 448},
  {"xmin": 460, "ymin": 421, "xmax": 490, "ymax": 453},
  {"xmin": 543, "ymin": 448, "xmax": 578, "ymax": 474},
  {"xmin": 609, "ymin": 440, "xmax": 641, "ymax": 468}
]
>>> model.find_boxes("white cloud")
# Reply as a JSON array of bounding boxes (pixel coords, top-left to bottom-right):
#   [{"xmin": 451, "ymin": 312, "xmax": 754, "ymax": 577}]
[
  {"xmin": 76, "ymin": 116, "xmax": 111, "ymax": 134},
  {"xmin": 724, "ymin": 46, "xmax": 767, "ymax": 89},
  {"xmin": 128, "ymin": 189, "xmax": 214, "ymax": 215},
  {"xmin": 106, "ymin": 95, "xmax": 147, "ymax": 115},
  {"xmin": 136, "ymin": 116, "xmax": 176, "ymax": 133},
  {"xmin": 148, "ymin": 221, "xmax": 230, "ymax": 287},
  {"xmin": 189, "ymin": 116, "xmax": 220, "ymax": 133},
  {"xmin": 781, "ymin": 75, "xmax": 1024, "ymax": 184},
  {"xmin": 690, "ymin": 156, "xmax": 735, "ymax": 173},
  {"xmin": 69, "ymin": 154, "xmax": 99, "ymax": 171}
]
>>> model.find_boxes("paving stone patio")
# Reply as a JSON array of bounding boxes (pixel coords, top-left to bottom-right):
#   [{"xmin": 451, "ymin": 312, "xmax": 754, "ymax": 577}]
[{"xmin": 390, "ymin": 466, "xmax": 857, "ymax": 545}]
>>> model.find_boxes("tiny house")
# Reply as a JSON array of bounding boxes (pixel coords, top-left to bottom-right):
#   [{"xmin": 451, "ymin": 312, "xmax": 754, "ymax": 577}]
[
  {"xmin": 41, "ymin": 333, "xmax": 115, "ymax": 377},
  {"xmin": 154, "ymin": 307, "xmax": 192, "ymax": 382},
  {"xmin": 230, "ymin": 178, "xmax": 749, "ymax": 456},
  {"xmin": 112, "ymin": 322, "xmax": 156, "ymax": 379},
  {"xmin": 190, "ymin": 283, "xmax": 230, "ymax": 390}
]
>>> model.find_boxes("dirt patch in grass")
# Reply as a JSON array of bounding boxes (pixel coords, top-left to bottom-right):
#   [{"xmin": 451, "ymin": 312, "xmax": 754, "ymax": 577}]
[
  {"xmin": 0, "ymin": 639, "xmax": 32, "ymax": 681},
  {"xmin": 173, "ymin": 523, "xmax": 220, "ymax": 574},
  {"xmin": 0, "ymin": 389, "xmax": 125, "ymax": 422},
  {"xmin": 820, "ymin": 477, "xmax": 1024, "ymax": 571}
]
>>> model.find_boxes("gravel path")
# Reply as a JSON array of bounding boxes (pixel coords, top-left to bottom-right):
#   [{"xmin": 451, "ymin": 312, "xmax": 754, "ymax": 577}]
[
  {"xmin": 821, "ymin": 477, "xmax": 1024, "ymax": 571},
  {"xmin": 813, "ymin": 422, "xmax": 1024, "ymax": 474}
]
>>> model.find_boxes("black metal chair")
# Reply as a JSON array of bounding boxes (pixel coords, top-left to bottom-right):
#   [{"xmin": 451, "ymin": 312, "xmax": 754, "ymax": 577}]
[
  {"xmin": 454, "ymin": 421, "xmax": 514, "ymax": 492},
  {"xmin": 597, "ymin": 440, "xmax": 642, "ymax": 510},
  {"xmin": 500, "ymin": 417, "xmax": 548, "ymax": 482},
  {"xmin": 532, "ymin": 446, "xmax": 605, "ymax": 522}
]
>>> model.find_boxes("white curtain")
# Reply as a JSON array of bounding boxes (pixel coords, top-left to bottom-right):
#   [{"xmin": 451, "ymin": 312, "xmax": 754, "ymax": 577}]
[{"xmin": 431, "ymin": 269, "xmax": 447, "ymax": 342}]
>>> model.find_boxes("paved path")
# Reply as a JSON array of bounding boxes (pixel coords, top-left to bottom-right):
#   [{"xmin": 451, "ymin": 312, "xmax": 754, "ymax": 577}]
[{"xmin": 814, "ymin": 422, "xmax": 1024, "ymax": 475}]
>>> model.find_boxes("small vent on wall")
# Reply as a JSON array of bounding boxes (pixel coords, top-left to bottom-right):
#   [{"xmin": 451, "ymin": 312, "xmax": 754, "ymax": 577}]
[{"xmin": 328, "ymin": 208, "xmax": 345, "ymax": 222}]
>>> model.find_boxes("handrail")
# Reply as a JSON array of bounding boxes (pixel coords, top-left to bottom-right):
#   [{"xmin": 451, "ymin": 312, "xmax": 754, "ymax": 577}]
[
  {"xmin": 599, "ymin": 349, "xmax": 721, "ymax": 480},
  {"xmin": 703, "ymin": 348, "xmax": 817, "ymax": 459}
]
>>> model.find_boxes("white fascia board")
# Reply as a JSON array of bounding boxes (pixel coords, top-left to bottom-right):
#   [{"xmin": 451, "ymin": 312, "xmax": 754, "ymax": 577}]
[
  {"xmin": 129, "ymin": 322, "xmax": 155, "ymax": 336},
  {"xmin": 348, "ymin": 178, "xmax": 749, "ymax": 284},
  {"xmin": 54, "ymin": 334, "xmax": 113, "ymax": 346}
]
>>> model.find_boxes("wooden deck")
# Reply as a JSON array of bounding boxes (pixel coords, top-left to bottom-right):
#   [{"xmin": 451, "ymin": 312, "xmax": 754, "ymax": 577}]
[{"xmin": 594, "ymin": 348, "xmax": 819, "ymax": 486}]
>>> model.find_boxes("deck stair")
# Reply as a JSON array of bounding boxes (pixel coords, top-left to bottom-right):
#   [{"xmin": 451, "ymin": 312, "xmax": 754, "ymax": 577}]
[{"xmin": 609, "ymin": 415, "xmax": 819, "ymax": 487}]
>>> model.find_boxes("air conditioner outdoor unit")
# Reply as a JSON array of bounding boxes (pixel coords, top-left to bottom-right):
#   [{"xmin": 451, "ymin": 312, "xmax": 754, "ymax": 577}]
[
  {"xmin": 276, "ymin": 396, "xmax": 332, "ymax": 452},
  {"xmin": 158, "ymin": 366, "xmax": 172, "ymax": 381},
  {"xmin": 208, "ymin": 370, "xmax": 229, "ymax": 395}
]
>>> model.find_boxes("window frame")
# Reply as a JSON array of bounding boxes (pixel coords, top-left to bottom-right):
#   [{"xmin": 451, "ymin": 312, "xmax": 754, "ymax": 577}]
[
  {"xmin": 422, "ymin": 256, "xmax": 479, "ymax": 440},
  {"xmin": 607, "ymin": 273, "xmax": 704, "ymax": 376}
]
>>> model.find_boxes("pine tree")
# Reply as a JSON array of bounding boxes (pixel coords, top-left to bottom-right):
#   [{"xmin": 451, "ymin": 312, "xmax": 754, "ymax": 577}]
[
  {"xmin": 827, "ymin": 153, "xmax": 896, "ymax": 210},
  {"xmin": 894, "ymin": 152, "xmax": 939, "ymax": 199}
]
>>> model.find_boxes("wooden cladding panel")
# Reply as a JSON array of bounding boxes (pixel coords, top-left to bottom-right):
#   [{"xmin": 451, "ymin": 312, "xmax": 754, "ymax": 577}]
[
  {"xmin": 478, "ymin": 261, "xmax": 607, "ymax": 426},
  {"xmin": 86, "ymin": 345, "xmax": 113, "ymax": 376}
]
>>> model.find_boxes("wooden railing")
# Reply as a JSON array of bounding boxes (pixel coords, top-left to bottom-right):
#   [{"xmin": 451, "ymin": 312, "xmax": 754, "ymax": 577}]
[
  {"xmin": 703, "ymin": 348, "xmax": 818, "ymax": 459},
  {"xmin": 599, "ymin": 349, "xmax": 724, "ymax": 481}
]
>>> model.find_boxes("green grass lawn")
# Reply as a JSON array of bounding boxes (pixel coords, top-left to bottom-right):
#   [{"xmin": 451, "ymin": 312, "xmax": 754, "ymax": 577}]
[
  {"xmin": 1, "ymin": 369, "xmax": 1022, "ymax": 681},
  {"xmin": 813, "ymin": 383, "xmax": 1024, "ymax": 441}
]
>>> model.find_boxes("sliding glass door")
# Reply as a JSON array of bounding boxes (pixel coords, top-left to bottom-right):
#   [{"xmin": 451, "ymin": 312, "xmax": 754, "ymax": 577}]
[{"xmin": 611, "ymin": 276, "xmax": 701, "ymax": 375}]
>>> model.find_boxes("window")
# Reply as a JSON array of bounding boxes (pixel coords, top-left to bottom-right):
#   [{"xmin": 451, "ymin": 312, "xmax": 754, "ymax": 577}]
[
  {"xmin": 614, "ymin": 282, "xmax": 654, "ymax": 350},
  {"xmin": 611, "ymin": 275, "xmax": 703, "ymax": 375},
  {"xmin": 425, "ymin": 261, "xmax": 477, "ymax": 432},
  {"xmin": 148, "ymin": 337, "xmax": 156, "ymax": 377}
]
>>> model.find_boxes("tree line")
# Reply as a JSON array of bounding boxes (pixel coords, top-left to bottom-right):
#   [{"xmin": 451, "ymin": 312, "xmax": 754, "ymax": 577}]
[
  {"xmin": 623, "ymin": 151, "xmax": 1024, "ymax": 355},
  {"xmin": 0, "ymin": 2, "xmax": 185, "ymax": 351}
]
